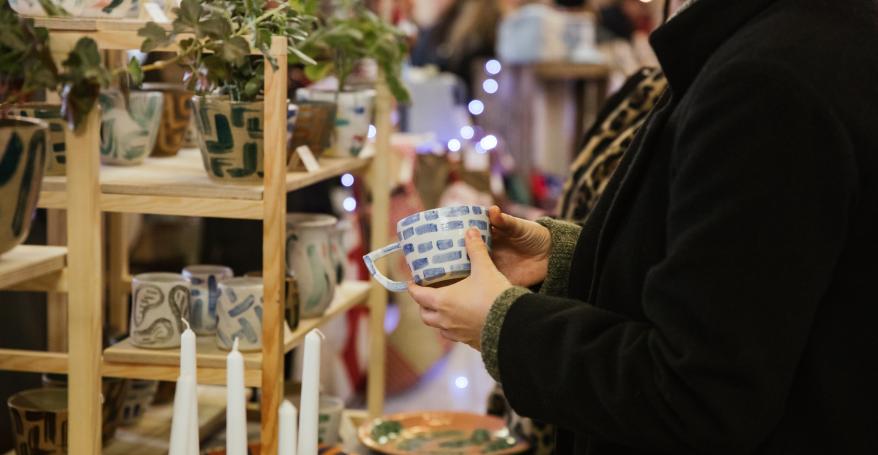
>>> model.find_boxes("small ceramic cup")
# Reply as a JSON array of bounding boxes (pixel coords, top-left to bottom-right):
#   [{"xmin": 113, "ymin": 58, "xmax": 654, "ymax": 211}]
[
  {"xmin": 364, "ymin": 205, "xmax": 492, "ymax": 292},
  {"xmin": 182, "ymin": 265, "xmax": 234, "ymax": 336},
  {"xmin": 15, "ymin": 103, "xmax": 67, "ymax": 176},
  {"xmin": 99, "ymin": 90, "xmax": 164, "ymax": 166},
  {"xmin": 318, "ymin": 395, "xmax": 344, "ymax": 445},
  {"xmin": 7, "ymin": 388, "xmax": 68, "ymax": 455},
  {"xmin": 216, "ymin": 277, "xmax": 264, "ymax": 352},
  {"xmin": 244, "ymin": 271, "xmax": 300, "ymax": 332},
  {"xmin": 130, "ymin": 273, "xmax": 190, "ymax": 349}
]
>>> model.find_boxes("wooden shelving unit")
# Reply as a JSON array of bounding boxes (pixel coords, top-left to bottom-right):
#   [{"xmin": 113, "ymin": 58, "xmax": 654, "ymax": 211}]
[{"xmin": 0, "ymin": 13, "xmax": 393, "ymax": 455}]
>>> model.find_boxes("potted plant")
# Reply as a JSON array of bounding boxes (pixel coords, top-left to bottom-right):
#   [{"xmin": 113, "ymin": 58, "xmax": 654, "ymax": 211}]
[
  {"xmin": 291, "ymin": 0, "xmax": 409, "ymax": 158},
  {"xmin": 134, "ymin": 0, "xmax": 317, "ymax": 182}
]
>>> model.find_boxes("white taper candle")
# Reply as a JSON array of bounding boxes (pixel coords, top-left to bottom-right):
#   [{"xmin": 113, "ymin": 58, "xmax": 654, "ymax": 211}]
[
  {"xmin": 227, "ymin": 337, "xmax": 248, "ymax": 455},
  {"xmin": 298, "ymin": 330, "xmax": 323, "ymax": 455},
  {"xmin": 278, "ymin": 400, "xmax": 298, "ymax": 455}
]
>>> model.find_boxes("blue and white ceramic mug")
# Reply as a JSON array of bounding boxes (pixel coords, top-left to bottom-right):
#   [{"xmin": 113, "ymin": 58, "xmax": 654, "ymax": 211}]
[
  {"xmin": 182, "ymin": 264, "xmax": 234, "ymax": 336},
  {"xmin": 363, "ymin": 205, "xmax": 492, "ymax": 292},
  {"xmin": 216, "ymin": 277, "xmax": 264, "ymax": 352}
]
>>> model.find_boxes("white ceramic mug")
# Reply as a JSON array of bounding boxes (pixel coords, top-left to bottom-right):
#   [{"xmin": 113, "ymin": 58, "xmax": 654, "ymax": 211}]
[
  {"xmin": 363, "ymin": 205, "xmax": 491, "ymax": 292},
  {"xmin": 130, "ymin": 273, "xmax": 190, "ymax": 349},
  {"xmin": 216, "ymin": 277, "xmax": 264, "ymax": 352}
]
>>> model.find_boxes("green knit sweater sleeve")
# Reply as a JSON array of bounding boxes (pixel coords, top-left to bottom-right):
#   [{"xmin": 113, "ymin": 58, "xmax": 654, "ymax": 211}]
[{"xmin": 481, "ymin": 217, "xmax": 583, "ymax": 381}]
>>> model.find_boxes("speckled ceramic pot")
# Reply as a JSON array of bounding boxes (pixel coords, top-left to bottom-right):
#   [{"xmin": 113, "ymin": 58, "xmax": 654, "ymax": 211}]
[
  {"xmin": 99, "ymin": 90, "xmax": 163, "ymax": 166},
  {"xmin": 130, "ymin": 273, "xmax": 190, "ymax": 349},
  {"xmin": 7, "ymin": 388, "xmax": 68, "ymax": 455},
  {"xmin": 0, "ymin": 116, "xmax": 48, "ymax": 256},
  {"xmin": 16, "ymin": 103, "xmax": 67, "ymax": 176},
  {"xmin": 296, "ymin": 89, "xmax": 374, "ymax": 157},
  {"xmin": 216, "ymin": 277, "xmax": 264, "ymax": 352},
  {"xmin": 286, "ymin": 213, "xmax": 337, "ymax": 318}
]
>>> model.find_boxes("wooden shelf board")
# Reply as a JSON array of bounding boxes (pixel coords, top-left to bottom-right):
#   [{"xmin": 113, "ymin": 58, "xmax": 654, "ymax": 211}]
[
  {"xmin": 38, "ymin": 149, "xmax": 371, "ymax": 218},
  {"xmin": 0, "ymin": 349, "xmax": 68, "ymax": 374},
  {"xmin": 102, "ymin": 280, "xmax": 370, "ymax": 374},
  {"xmin": 0, "ymin": 245, "xmax": 67, "ymax": 289}
]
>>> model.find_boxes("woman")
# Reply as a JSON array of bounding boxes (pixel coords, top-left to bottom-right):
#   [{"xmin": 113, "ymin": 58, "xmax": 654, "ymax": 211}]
[{"xmin": 408, "ymin": 0, "xmax": 878, "ymax": 453}]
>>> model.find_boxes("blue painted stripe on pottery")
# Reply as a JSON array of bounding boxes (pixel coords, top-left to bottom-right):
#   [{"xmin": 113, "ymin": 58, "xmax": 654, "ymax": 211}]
[
  {"xmin": 418, "ymin": 242, "xmax": 433, "ymax": 253},
  {"xmin": 403, "ymin": 243, "xmax": 415, "ymax": 255},
  {"xmin": 450, "ymin": 263, "xmax": 472, "ymax": 272},
  {"xmin": 414, "ymin": 275, "xmax": 423, "ymax": 285},
  {"xmin": 412, "ymin": 258, "xmax": 429, "ymax": 271},
  {"xmin": 254, "ymin": 305, "xmax": 263, "ymax": 322},
  {"xmin": 443, "ymin": 206, "xmax": 470, "ymax": 217},
  {"xmin": 364, "ymin": 256, "xmax": 376, "ymax": 274},
  {"xmin": 424, "ymin": 267, "xmax": 447, "ymax": 279},
  {"xmin": 401, "ymin": 213, "xmax": 420, "ymax": 226},
  {"xmin": 383, "ymin": 244, "xmax": 398, "ymax": 253},
  {"xmin": 191, "ymin": 289, "xmax": 202, "ymax": 297},
  {"xmin": 425, "ymin": 210, "xmax": 439, "ymax": 220},
  {"xmin": 469, "ymin": 219, "xmax": 489, "ymax": 230},
  {"xmin": 472, "ymin": 206, "xmax": 483, "ymax": 214},
  {"xmin": 237, "ymin": 318, "xmax": 259, "ymax": 343},
  {"xmin": 402, "ymin": 227, "xmax": 415, "ymax": 240},
  {"xmin": 415, "ymin": 223, "xmax": 438, "ymax": 235},
  {"xmin": 441, "ymin": 220, "xmax": 465, "ymax": 230},
  {"xmin": 437, "ymin": 239, "xmax": 454, "ymax": 250},
  {"xmin": 228, "ymin": 295, "xmax": 255, "ymax": 317},
  {"xmin": 433, "ymin": 251, "xmax": 463, "ymax": 263},
  {"xmin": 190, "ymin": 277, "xmax": 204, "ymax": 285},
  {"xmin": 458, "ymin": 238, "xmax": 466, "ymax": 247}
]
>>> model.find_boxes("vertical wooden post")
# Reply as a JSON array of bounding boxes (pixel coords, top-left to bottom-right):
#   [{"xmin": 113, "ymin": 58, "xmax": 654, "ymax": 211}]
[
  {"xmin": 46, "ymin": 209, "xmax": 68, "ymax": 352},
  {"xmin": 107, "ymin": 213, "xmax": 130, "ymax": 336},
  {"xmin": 260, "ymin": 35, "xmax": 287, "ymax": 455},
  {"xmin": 66, "ymin": 108, "xmax": 103, "ymax": 454}
]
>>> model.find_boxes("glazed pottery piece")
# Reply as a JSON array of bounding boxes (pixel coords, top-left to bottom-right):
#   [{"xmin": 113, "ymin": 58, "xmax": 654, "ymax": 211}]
[
  {"xmin": 7, "ymin": 0, "xmax": 83, "ymax": 16},
  {"xmin": 296, "ymin": 89, "xmax": 375, "ymax": 157},
  {"xmin": 42, "ymin": 374, "xmax": 129, "ymax": 444},
  {"xmin": 286, "ymin": 213, "xmax": 337, "ymax": 318},
  {"xmin": 120, "ymin": 379, "xmax": 158, "ymax": 426},
  {"xmin": 364, "ymin": 205, "xmax": 491, "ymax": 292},
  {"xmin": 8, "ymin": 388, "xmax": 68, "ymax": 455},
  {"xmin": 182, "ymin": 264, "xmax": 234, "ymax": 336},
  {"xmin": 328, "ymin": 220, "xmax": 349, "ymax": 284},
  {"xmin": 143, "ymin": 83, "xmax": 194, "ymax": 157},
  {"xmin": 287, "ymin": 100, "xmax": 336, "ymax": 160},
  {"xmin": 0, "ymin": 116, "xmax": 48, "ymax": 256},
  {"xmin": 216, "ymin": 277, "xmax": 264, "ymax": 351},
  {"xmin": 15, "ymin": 103, "xmax": 67, "ymax": 176},
  {"xmin": 82, "ymin": 0, "xmax": 137, "ymax": 17},
  {"xmin": 358, "ymin": 411, "xmax": 528, "ymax": 455},
  {"xmin": 319, "ymin": 395, "xmax": 344, "ymax": 445},
  {"xmin": 99, "ymin": 90, "xmax": 163, "ymax": 166},
  {"xmin": 130, "ymin": 272, "xmax": 190, "ymax": 349},
  {"xmin": 244, "ymin": 271, "xmax": 300, "ymax": 331}
]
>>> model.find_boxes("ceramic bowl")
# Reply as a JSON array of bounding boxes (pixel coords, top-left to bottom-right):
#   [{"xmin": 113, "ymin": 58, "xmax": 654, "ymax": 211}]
[
  {"xmin": 41, "ymin": 373, "xmax": 129, "ymax": 444},
  {"xmin": 182, "ymin": 264, "xmax": 234, "ymax": 336},
  {"xmin": 7, "ymin": 388, "xmax": 68, "ymax": 455},
  {"xmin": 216, "ymin": 277, "xmax": 264, "ymax": 352},
  {"xmin": 296, "ymin": 89, "xmax": 373, "ymax": 158},
  {"xmin": 99, "ymin": 90, "xmax": 164, "ymax": 166},
  {"xmin": 0, "ymin": 116, "xmax": 48, "ymax": 256},
  {"xmin": 142, "ymin": 83, "xmax": 194, "ymax": 157},
  {"xmin": 7, "ymin": 0, "xmax": 84, "ymax": 16},
  {"xmin": 130, "ymin": 272, "xmax": 190, "ymax": 349},
  {"xmin": 286, "ymin": 213, "xmax": 338, "ymax": 318},
  {"xmin": 15, "ymin": 103, "xmax": 67, "ymax": 176}
]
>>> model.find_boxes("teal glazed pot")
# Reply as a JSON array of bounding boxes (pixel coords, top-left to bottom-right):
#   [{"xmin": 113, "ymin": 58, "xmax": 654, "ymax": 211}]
[
  {"xmin": 0, "ymin": 116, "xmax": 48, "ymax": 256},
  {"xmin": 16, "ymin": 103, "xmax": 67, "ymax": 176},
  {"xmin": 99, "ymin": 90, "xmax": 164, "ymax": 166}
]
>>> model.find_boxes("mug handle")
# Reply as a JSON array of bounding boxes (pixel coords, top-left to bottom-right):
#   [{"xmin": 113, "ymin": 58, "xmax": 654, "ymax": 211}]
[{"xmin": 363, "ymin": 243, "xmax": 408, "ymax": 292}]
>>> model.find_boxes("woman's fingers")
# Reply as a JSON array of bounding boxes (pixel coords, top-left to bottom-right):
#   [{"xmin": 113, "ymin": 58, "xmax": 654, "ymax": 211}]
[
  {"xmin": 408, "ymin": 282, "xmax": 440, "ymax": 311},
  {"xmin": 419, "ymin": 306, "xmax": 443, "ymax": 329},
  {"xmin": 488, "ymin": 205, "xmax": 527, "ymax": 238},
  {"xmin": 465, "ymin": 227, "xmax": 494, "ymax": 273}
]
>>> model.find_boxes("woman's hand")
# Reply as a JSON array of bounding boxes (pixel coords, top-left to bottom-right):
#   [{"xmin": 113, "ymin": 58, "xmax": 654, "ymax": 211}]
[
  {"xmin": 488, "ymin": 205, "xmax": 551, "ymax": 287},
  {"xmin": 408, "ymin": 227, "xmax": 512, "ymax": 350}
]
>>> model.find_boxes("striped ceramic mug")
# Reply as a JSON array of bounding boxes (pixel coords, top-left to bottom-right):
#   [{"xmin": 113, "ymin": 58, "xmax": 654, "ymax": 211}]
[{"xmin": 363, "ymin": 205, "xmax": 492, "ymax": 292}]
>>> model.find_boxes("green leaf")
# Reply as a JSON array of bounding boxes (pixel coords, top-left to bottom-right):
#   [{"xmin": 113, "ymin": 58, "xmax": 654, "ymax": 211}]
[
  {"xmin": 196, "ymin": 16, "xmax": 231, "ymax": 40},
  {"xmin": 221, "ymin": 36, "xmax": 250, "ymax": 64},
  {"xmin": 137, "ymin": 21, "xmax": 171, "ymax": 52},
  {"xmin": 127, "ymin": 57, "xmax": 143, "ymax": 86},
  {"xmin": 176, "ymin": 0, "xmax": 202, "ymax": 27}
]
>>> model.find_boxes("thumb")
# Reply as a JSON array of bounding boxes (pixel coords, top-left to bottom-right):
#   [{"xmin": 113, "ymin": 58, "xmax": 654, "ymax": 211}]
[
  {"xmin": 464, "ymin": 227, "xmax": 494, "ymax": 271},
  {"xmin": 488, "ymin": 206, "xmax": 525, "ymax": 237}
]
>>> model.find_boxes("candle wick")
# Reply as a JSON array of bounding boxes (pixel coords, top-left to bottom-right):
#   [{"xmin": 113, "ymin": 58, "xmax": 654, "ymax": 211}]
[
  {"xmin": 182, "ymin": 317, "xmax": 191, "ymax": 331},
  {"xmin": 232, "ymin": 336, "xmax": 239, "ymax": 352}
]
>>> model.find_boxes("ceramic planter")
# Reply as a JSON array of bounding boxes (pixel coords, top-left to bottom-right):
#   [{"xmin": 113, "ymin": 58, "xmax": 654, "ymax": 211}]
[
  {"xmin": 7, "ymin": 388, "xmax": 68, "ymax": 455},
  {"xmin": 287, "ymin": 100, "xmax": 336, "ymax": 161},
  {"xmin": 130, "ymin": 273, "xmax": 190, "ymax": 349},
  {"xmin": 8, "ymin": 0, "xmax": 84, "ymax": 16},
  {"xmin": 182, "ymin": 264, "xmax": 234, "ymax": 336},
  {"xmin": 120, "ymin": 379, "xmax": 158, "ymax": 426},
  {"xmin": 16, "ymin": 103, "xmax": 67, "ymax": 176},
  {"xmin": 0, "ymin": 116, "xmax": 48, "ymax": 256},
  {"xmin": 99, "ymin": 90, "xmax": 164, "ymax": 166},
  {"xmin": 286, "ymin": 213, "xmax": 337, "ymax": 318},
  {"xmin": 296, "ymin": 89, "xmax": 375, "ymax": 158},
  {"xmin": 216, "ymin": 277, "xmax": 264, "ymax": 352},
  {"xmin": 143, "ymin": 83, "xmax": 194, "ymax": 157}
]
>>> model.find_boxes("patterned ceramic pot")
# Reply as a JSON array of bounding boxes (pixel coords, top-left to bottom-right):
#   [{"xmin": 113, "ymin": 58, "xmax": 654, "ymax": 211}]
[
  {"xmin": 216, "ymin": 277, "xmax": 264, "ymax": 352},
  {"xmin": 130, "ymin": 273, "xmax": 190, "ymax": 349},
  {"xmin": 7, "ymin": 388, "xmax": 68, "ymax": 455},
  {"xmin": 286, "ymin": 213, "xmax": 337, "ymax": 318},
  {"xmin": 15, "ymin": 103, "xmax": 67, "ymax": 176},
  {"xmin": 182, "ymin": 264, "xmax": 234, "ymax": 336},
  {"xmin": 244, "ymin": 271, "xmax": 300, "ymax": 332},
  {"xmin": 193, "ymin": 96, "xmax": 264, "ymax": 182},
  {"xmin": 328, "ymin": 220, "xmax": 349, "ymax": 285},
  {"xmin": 0, "ymin": 116, "xmax": 48, "ymax": 256},
  {"xmin": 119, "ymin": 379, "xmax": 158, "ymax": 426},
  {"xmin": 82, "ymin": 0, "xmax": 137, "ymax": 17},
  {"xmin": 364, "ymin": 205, "xmax": 492, "ymax": 292},
  {"xmin": 99, "ymin": 90, "xmax": 164, "ymax": 166},
  {"xmin": 7, "ymin": 0, "xmax": 83, "ymax": 16},
  {"xmin": 42, "ymin": 374, "xmax": 128, "ymax": 444},
  {"xmin": 143, "ymin": 83, "xmax": 194, "ymax": 157},
  {"xmin": 296, "ymin": 89, "xmax": 374, "ymax": 157},
  {"xmin": 287, "ymin": 100, "xmax": 336, "ymax": 160}
]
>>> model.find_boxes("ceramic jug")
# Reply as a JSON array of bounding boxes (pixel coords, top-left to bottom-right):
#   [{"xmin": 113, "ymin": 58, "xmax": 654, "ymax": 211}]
[{"xmin": 286, "ymin": 213, "xmax": 337, "ymax": 318}]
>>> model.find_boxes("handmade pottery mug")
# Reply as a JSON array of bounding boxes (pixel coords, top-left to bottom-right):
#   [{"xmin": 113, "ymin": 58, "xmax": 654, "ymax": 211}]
[
  {"xmin": 364, "ymin": 205, "xmax": 491, "ymax": 292},
  {"xmin": 7, "ymin": 388, "xmax": 68, "ymax": 455},
  {"xmin": 16, "ymin": 103, "xmax": 67, "ymax": 176},
  {"xmin": 216, "ymin": 277, "xmax": 264, "ymax": 352},
  {"xmin": 0, "ymin": 116, "xmax": 48, "ymax": 257},
  {"xmin": 41, "ymin": 373, "xmax": 128, "ymax": 444},
  {"xmin": 143, "ymin": 83, "xmax": 195, "ymax": 157},
  {"xmin": 244, "ymin": 271, "xmax": 300, "ymax": 332},
  {"xmin": 182, "ymin": 264, "xmax": 234, "ymax": 336},
  {"xmin": 286, "ymin": 213, "xmax": 337, "ymax": 318},
  {"xmin": 130, "ymin": 273, "xmax": 190, "ymax": 349},
  {"xmin": 296, "ymin": 89, "xmax": 375, "ymax": 157},
  {"xmin": 99, "ymin": 90, "xmax": 164, "ymax": 166}
]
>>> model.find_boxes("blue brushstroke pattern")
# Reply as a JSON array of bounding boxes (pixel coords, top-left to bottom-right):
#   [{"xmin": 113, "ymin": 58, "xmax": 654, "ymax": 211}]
[
  {"xmin": 437, "ymin": 239, "xmax": 454, "ymax": 250},
  {"xmin": 412, "ymin": 258, "xmax": 429, "ymax": 271},
  {"xmin": 228, "ymin": 295, "xmax": 255, "ymax": 317},
  {"xmin": 418, "ymin": 242, "xmax": 433, "ymax": 253},
  {"xmin": 433, "ymin": 251, "xmax": 463, "ymax": 263}
]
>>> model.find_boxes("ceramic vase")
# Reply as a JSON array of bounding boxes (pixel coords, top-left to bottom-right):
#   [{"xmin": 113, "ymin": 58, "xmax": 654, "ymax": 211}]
[
  {"xmin": 16, "ymin": 103, "xmax": 67, "ymax": 176},
  {"xmin": 7, "ymin": 388, "xmax": 68, "ymax": 455},
  {"xmin": 120, "ymin": 379, "xmax": 158, "ymax": 426},
  {"xmin": 216, "ymin": 277, "xmax": 264, "ymax": 352},
  {"xmin": 143, "ymin": 83, "xmax": 194, "ymax": 157},
  {"xmin": 99, "ymin": 90, "xmax": 164, "ymax": 166},
  {"xmin": 7, "ymin": 0, "xmax": 83, "ymax": 16},
  {"xmin": 182, "ymin": 264, "xmax": 234, "ymax": 336},
  {"xmin": 286, "ymin": 213, "xmax": 337, "ymax": 318},
  {"xmin": 0, "ymin": 116, "xmax": 48, "ymax": 257},
  {"xmin": 287, "ymin": 100, "xmax": 336, "ymax": 161},
  {"xmin": 296, "ymin": 89, "xmax": 375, "ymax": 157},
  {"xmin": 328, "ymin": 220, "xmax": 349, "ymax": 285},
  {"xmin": 244, "ymin": 271, "xmax": 300, "ymax": 332},
  {"xmin": 130, "ymin": 273, "xmax": 190, "ymax": 349}
]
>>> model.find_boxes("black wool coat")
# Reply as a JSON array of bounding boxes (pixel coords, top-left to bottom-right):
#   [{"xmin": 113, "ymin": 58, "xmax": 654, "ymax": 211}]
[{"xmin": 495, "ymin": 0, "xmax": 878, "ymax": 453}]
